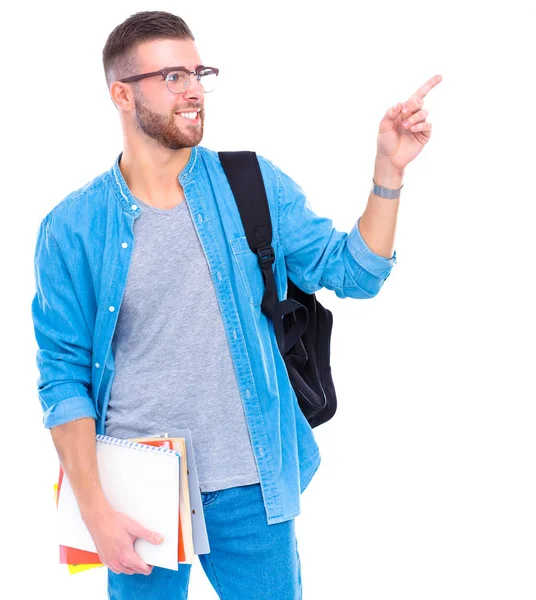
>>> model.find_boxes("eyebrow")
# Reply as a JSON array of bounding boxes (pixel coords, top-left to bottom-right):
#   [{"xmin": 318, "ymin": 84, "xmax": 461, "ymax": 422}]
[{"xmin": 174, "ymin": 64, "xmax": 205, "ymax": 70}]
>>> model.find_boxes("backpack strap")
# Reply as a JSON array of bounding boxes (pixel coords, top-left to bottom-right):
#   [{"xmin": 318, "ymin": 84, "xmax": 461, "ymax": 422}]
[{"xmin": 218, "ymin": 150, "xmax": 308, "ymax": 356}]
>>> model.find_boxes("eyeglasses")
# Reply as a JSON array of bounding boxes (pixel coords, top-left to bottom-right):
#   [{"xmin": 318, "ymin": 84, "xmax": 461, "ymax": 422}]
[{"xmin": 119, "ymin": 65, "xmax": 219, "ymax": 94}]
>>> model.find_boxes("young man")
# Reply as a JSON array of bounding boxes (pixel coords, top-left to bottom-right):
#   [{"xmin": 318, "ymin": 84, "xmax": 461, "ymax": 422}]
[{"xmin": 31, "ymin": 9, "xmax": 440, "ymax": 600}]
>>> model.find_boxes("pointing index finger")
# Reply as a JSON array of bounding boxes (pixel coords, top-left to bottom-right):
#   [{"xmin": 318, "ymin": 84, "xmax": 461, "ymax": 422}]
[{"xmin": 415, "ymin": 74, "xmax": 443, "ymax": 99}]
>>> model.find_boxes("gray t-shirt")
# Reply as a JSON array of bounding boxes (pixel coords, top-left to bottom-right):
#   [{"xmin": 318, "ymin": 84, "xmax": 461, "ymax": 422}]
[{"xmin": 104, "ymin": 196, "xmax": 260, "ymax": 492}]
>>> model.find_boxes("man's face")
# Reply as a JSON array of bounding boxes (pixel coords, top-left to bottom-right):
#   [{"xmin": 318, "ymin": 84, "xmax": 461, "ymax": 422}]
[{"xmin": 128, "ymin": 38, "xmax": 206, "ymax": 150}]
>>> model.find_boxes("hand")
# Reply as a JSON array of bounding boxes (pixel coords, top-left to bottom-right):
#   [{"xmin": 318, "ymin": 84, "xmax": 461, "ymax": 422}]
[
  {"xmin": 376, "ymin": 74, "xmax": 443, "ymax": 173},
  {"xmin": 82, "ymin": 504, "xmax": 164, "ymax": 576}
]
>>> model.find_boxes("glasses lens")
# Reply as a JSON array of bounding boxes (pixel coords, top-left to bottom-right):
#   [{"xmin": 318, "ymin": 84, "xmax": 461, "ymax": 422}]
[
  {"xmin": 198, "ymin": 68, "xmax": 217, "ymax": 93},
  {"xmin": 166, "ymin": 70, "xmax": 189, "ymax": 92},
  {"xmin": 166, "ymin": 68, "xmax": 218, "ymax": 93}
]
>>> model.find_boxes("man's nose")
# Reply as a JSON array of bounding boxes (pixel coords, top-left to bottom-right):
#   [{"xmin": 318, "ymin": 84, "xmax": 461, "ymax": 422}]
[{"xmin": 184, "ymin": 73, "xmax": 204, "ymax": 98}]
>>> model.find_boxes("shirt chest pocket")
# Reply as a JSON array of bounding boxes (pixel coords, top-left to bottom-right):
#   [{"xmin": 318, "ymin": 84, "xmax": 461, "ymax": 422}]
[{"xmin": 229, "ymin": 235, "xmax": 266, "ymax": 307}]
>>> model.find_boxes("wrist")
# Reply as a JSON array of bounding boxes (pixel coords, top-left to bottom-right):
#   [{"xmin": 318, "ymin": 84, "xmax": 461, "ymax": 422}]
[
  {"xmin": 374, "ymin": 157, "xmax": 405, "ymax": 189},
  {"xmin": 79, "ymin": 491, "xmax": 112, "ymax": 524}
]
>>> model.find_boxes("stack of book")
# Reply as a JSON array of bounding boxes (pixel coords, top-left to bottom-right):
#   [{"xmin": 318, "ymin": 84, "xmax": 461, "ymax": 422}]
[{"xmin": 54, "ymin": 431, "xmax": 210, "ymax": 574}]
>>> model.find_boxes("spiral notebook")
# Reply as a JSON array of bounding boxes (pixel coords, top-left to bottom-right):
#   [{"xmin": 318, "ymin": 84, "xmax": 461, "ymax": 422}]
[
  {"xmin": 56, "ymin": 434, "xmax": 181, "ymax": 571},
  {"xmin": 131, "ymin": 430, "xmax": 210, "ymax": 557}
]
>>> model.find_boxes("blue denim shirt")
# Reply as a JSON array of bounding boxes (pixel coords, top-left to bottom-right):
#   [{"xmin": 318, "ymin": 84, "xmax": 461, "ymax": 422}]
[{"xmin": 31, "ymin": 145, "xmax": 397, "ymax": 525}]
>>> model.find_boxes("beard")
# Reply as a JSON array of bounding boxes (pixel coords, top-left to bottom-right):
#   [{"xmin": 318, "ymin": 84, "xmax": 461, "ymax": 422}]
[{"xmin": 132, "ymin": 90, "xmax": 204, "ymax": 150}]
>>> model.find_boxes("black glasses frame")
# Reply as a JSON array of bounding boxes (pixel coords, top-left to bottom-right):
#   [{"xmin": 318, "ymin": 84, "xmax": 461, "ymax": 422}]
[{"xmin": 119, "ymin": 66, "xmax": 219, "ymax": 93}]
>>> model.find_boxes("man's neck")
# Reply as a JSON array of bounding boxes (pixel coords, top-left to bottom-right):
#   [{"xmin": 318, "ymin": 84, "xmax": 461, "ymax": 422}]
[{"xmin": 119, "ymin": 143, "xmax": 192, "ymax": 207}]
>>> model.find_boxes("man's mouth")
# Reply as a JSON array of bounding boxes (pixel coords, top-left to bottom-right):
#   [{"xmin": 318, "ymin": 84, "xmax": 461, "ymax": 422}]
[{"xmin": 176, "ymin": 110, "xmax": 200, "ymax": 123}]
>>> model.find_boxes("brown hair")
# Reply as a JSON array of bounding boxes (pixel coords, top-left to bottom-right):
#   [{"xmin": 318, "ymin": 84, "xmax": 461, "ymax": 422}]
[{"xmin": 102, "ymin": 10, "xmax": 195, "ymax": 89}]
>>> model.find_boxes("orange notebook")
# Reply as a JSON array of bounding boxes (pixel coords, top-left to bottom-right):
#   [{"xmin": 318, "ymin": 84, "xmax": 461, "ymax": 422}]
[{"xmin": 56, "ymin": 438, "xmax": 186, "ymax": 571}]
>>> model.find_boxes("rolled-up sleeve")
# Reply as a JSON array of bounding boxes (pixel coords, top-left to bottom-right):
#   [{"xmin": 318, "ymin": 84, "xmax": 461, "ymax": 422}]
[
  {"xmin": 267, "ymin": 158, "xmax": 397, "ymax": 299},
  {"xmin": 346, "ymin": 217, "xmax": 397, "ymax": 294},
  {"xmin": 31, "ymin": 217, "xmax": 97, "ymax": 429}
]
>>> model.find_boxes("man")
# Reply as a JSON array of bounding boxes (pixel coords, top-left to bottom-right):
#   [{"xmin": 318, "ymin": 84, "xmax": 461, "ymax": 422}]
[{"xmin": 31, "ymin": 9, "xmax": 441, "ymax": 600}]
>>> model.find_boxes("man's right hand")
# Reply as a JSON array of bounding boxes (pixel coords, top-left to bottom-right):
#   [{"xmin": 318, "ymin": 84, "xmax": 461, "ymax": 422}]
[{"xmin": 82, "ymin": 504, "xmax": 164, "ymax": 575}]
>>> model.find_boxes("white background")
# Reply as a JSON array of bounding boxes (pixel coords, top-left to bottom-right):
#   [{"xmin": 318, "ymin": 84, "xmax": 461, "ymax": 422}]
[{"xmin": 1, "ymin": 0, "xmax": 535, "ymax": 598}]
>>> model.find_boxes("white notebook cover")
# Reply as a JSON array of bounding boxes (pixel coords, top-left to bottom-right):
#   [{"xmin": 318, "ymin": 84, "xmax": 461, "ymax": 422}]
[{"xmin": 56, "ymin": 434, "xmax": 181, "ymax": 571}]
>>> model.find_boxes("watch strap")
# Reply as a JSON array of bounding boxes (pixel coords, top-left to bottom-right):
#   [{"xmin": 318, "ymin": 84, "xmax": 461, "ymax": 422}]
[{"xmin": 371, "ymin": 178, "xmax": 404, "ymax": 199}]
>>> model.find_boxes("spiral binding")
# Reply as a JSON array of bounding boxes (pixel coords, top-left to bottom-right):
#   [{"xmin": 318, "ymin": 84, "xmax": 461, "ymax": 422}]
[{"xmin": 95, "ymin": 434, "xmax": 177, "ymax": 456}]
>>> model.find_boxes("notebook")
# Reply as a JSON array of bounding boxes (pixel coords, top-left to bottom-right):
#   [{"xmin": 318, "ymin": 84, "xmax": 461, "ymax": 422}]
[
  {"xmin": 56, "ymin": 434, "xmax": 181, "ymax": 571},
  {"xmin": 56, "ymin": 439, "xmax": 187, "ymax": 569},
  {"xmin": 131, "ymin": 430, "xmax": 210, "ymax": 556},
  {"xmin": 130, "ymin": 436, "xmax": 193, "ymax": 563}
]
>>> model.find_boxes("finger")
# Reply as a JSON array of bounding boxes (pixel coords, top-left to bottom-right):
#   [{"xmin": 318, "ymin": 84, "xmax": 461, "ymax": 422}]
[
  {"xmin": 415, "ymin": 74, "xmax": 443, "ymax": 100},
  {"xmin": 401, "ymin": 100, "xmax": 419, "ymax": 117},
  {"xmin": 408, "ymin": 121, "xmax": 432, "ymax": 133},
  {"xmin": 402, "ymin": 108, "xmax": 428, "ymax": 128},
  {"xmin": 392, "ymin": 102, "xmax": 403, "ymax": 115},
  {"xmin": 129, "ymin": 519, "xmax": 164, "ymax": 545},
  {"xmin": 387, "ymin": 102, "xmax": 403, "ymax": 120},
  {"xmin": 129, "ymin": 555, "xmax": 153, "ymax": 575},
  {"xmin": 401, "ymin": 74, "xmax": 442, "ymax": 116},
  {"xmin": 108, "ymin": 564, "xmax": 134, "ymax": 575}
]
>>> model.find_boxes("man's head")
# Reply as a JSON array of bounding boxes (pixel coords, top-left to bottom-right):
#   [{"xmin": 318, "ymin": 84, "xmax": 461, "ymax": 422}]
[{"xmin": 103, "ymin": 11, "xmax": 213, "ymax": 150}]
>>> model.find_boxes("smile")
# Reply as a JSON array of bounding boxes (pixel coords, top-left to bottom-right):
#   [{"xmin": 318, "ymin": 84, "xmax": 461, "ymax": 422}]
[{"xmin": 176, "ymin": 111, "xmax": 200, "ymax": 123}]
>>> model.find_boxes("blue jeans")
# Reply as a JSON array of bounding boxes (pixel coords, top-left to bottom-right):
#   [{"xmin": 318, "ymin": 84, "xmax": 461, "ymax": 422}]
[{"xmin": 107, "ymin": 483, "xmax": 302, "ymax": 599}]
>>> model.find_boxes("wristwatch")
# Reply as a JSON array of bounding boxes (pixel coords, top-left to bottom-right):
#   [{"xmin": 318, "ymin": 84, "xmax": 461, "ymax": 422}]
[{"xmin": 371, "ymin": 178, "xmax": 404, "ymax": 199}]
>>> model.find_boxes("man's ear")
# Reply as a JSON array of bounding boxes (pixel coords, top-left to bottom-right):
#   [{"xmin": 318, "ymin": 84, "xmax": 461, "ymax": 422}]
[{"xmin": 110, "ymin": 81, "xmax": 134, "ymax": 112}]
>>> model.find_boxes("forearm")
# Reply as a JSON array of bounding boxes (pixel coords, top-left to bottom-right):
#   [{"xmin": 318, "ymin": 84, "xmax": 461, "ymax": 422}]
[
  {"xmin": 50, "ymin": 417, "xmax": 110, "ymax": 521},
  {"xmin": 357, "ymin": 156, "xmax": 404, "ymax": 259}
]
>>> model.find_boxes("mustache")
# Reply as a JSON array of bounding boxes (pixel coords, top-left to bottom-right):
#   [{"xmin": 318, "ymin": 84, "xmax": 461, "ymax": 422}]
[{"xmin": 175, "ymin": 105, "xmax": 202, "ymax": 112}]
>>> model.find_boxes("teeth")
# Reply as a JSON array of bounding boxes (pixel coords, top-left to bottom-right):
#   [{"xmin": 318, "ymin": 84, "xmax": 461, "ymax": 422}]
[{"xmin": 179, "ymin": 112, "xmax": 198, "ymax": 119}]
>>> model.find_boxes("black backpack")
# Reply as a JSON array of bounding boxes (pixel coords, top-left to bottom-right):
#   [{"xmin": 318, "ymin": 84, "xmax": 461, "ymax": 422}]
[{"xmin": 218, "ymin": 150, "xmax": 337, "ymax": 428}]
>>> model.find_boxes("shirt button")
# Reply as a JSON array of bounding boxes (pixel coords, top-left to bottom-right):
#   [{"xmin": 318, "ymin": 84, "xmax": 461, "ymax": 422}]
[
  {"xmin": 108, "ymin": 306, "xmax": 115, "ymax": 312},
  {"xmin": 233, "ymin": 330, "xmax": 237, "ymax": 339},
  {"xmin": 246, "ymin": 389, "xmax": 250, "ymax": 398},
  {"xmin": 217, "ymin": 272, "xmax": 222, "ymax": 280},
  {"xmin": 197, "ymin": 214, "xmax": 203, "ymax": 223},
  {"xmin": 121, "ymin": 242, "xmax": 128, "ymax": 248},
  {"xmin": 95, "ymin": 362, "xmax": 100, "ymax": 368},
  {"xmin": 258, "ymin": 446, "xmax": 264, "ymax": 456},
  {"xmin": 131, "ymin": 204, "xmax": 139, "ymax": 210}
]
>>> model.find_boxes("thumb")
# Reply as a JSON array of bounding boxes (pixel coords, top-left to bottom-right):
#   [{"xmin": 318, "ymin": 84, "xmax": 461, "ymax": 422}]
[
  {"xmin": 389, "ymin": 102, "xmax": 402, "ymax": 120},
  {"xmin": 130, "ymin": 520, "xmax": 164, "ymax": 545}
]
